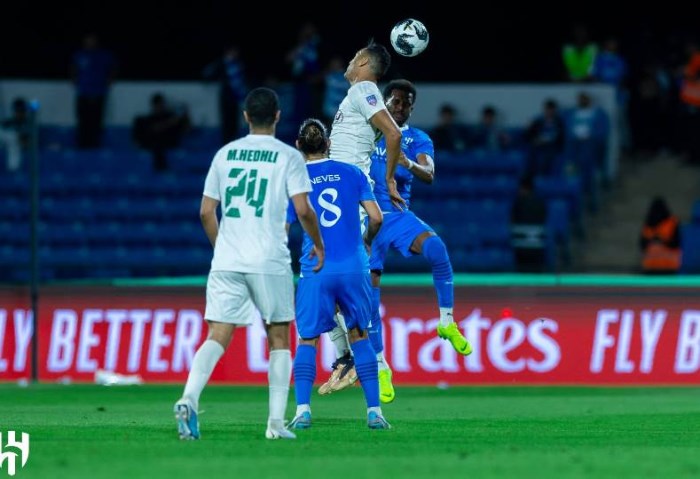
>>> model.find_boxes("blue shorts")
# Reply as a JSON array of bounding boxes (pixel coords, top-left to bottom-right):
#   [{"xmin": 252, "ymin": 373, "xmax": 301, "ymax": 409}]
[
  {"xmin": 369, "ymin": 210, "xmax": 434, "ymax": 271},
  {"xmin": 295, "ymin": 272, "xmax": 372, "ymax": 340}
]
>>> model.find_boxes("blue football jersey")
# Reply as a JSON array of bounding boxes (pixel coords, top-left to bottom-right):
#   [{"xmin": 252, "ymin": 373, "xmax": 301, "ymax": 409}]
[
  {"xmin": 370, "ymin": 124, "xmax": 434, "ymax": 211},
  {"xmin": 287, "ymin": 159, "xmax": 376, "ymax": 275}
]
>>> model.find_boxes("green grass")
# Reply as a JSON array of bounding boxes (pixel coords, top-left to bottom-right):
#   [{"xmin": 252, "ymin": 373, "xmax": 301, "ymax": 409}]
[{"xmin": 3, "ymin": 384, "xmax": 700, "ymax": 479}]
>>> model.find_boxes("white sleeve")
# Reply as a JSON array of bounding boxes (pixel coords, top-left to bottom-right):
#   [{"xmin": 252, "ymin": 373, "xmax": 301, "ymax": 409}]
[
  {"xmin": 350, "ymin": 81, "xmax": 387, "ymax": 121},
  {"xmin": 203, "ymin": 159, "xmax": 220, "ymax": 200},
  {"xmin": 286, "ymin": 151, "xmax": 312, "ymax": 197}
]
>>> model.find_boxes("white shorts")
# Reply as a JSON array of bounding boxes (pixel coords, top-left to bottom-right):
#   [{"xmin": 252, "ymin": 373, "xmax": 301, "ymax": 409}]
[{"xmin": 204, "ymin": 271, "xmax": 294, "ymax": 325}]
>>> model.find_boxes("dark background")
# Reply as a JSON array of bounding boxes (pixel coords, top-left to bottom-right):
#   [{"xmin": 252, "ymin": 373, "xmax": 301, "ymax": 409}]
[{"xmin": 1, "ymin": 3, "xmax": 695, "ymax": 83}]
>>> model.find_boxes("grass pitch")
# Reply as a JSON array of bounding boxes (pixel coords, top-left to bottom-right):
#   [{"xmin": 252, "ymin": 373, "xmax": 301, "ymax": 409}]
[{"xmin": 2, "ymin": 384, "xmax": 700, "ymax": 479}]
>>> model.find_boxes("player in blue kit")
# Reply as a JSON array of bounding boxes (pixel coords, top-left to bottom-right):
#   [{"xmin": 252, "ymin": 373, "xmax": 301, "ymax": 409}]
[
  {"xmin": 368, "ymin": 80, "xmax": 473, "ymax": 403},
  {"xmin": 286, "ymin": 118, "xmax": 390, "ymax": 430}
]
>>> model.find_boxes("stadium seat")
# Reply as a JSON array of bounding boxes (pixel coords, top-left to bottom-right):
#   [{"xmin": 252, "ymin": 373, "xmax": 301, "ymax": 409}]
[{"xmin": 681, "ymin": 224, "xmax": 700, "ymax": 273}]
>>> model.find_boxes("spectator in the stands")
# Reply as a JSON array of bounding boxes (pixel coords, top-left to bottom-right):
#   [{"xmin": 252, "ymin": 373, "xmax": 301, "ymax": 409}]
[
  {"xmin": 430, "ymin": 103, "xmax": 470, "ymax": 153},
  {"xmin": 511, "ymin": 176, "xmax": 549, "ymax": 272},
  {"xmin": 591, "ymin": 37, "xmax": 631, "ymax": 151},
  {"xmin": 639, "ymin": 196, "xmax": 681, "ymax": 274},
  {"xmin": 469, "ymin": 105, "xmax": 511, "ymax": 151},
  {"xmin": 71, "ymin": 33, "xmax": 117, "ymax": 149},
  {"xmin": 0, "ymin": 97, "xmax": 31, "ymax": 172},
  {"xmin": 132, "ymin": 93, "xmax": 191, "ymax": 172},
  {"xmin": 679, "ymin": 39, "xmax": 700, "ymax": 165},
  {"xmin": 525, "ymin": 98, "xmax": 565, "ymax": 177},
  {"xmin": 321, "ymin": 55, "xmax": 349, "ymax": 129},
  {"xmin": 564, "ymin": 92, "xmax": 609, "ymax": 212},
  {"xmin": 202, "ymin": 44, "xmax": 248, "ymax": 144}
]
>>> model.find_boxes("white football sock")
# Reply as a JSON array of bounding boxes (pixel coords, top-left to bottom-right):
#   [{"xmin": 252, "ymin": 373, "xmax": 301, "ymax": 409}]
[
  {"xmin": 295, "ymin": 404, "xmax": 311, "ymax": 416},
  {"xmin": 368, "ymin": 406, "xmax": 383, "ymax": 416},
  {"xmin": 182, "ymin": 339, "xmax": 225, "ymax": 411},
  {"xmin": 376, "ymin": 352, "xmax": 391, "ymax": 372},
  {"xmin": 330, "ymin": 313, "xmax": 351, "ymax": 358},
  {"xmin": 268, "ymin": 349, "xmax": 292, "ymax": 424},
  {"xmin": 439, "ymin": 307, "xmax": 454, "ymax": 327}
]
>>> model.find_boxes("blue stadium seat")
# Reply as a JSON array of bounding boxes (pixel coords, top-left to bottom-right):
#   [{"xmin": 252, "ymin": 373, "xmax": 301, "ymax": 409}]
[
  {"xmin": 681, "ymin": 224, "xmax": 700, "ymax": 273},
  {"xmin": 691, "ymin": 199, "xmax": 700, "ymax": 224},
  {"xmin": 103, "ymin": 127, "xmax": 136, "ymax": 151}
]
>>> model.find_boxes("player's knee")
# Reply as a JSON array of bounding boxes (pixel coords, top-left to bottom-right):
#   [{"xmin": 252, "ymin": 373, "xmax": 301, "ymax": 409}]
[
  {"xmin": 298, "ymin": 337, "xmax": 319, "ymax": 347},
  {"xmin": 266, "ymin": 322, "xmax": 291, "ymax": 350},
  {"xmin": 422, "ymin": 235, "xmax": 450, "ymax": 264}
]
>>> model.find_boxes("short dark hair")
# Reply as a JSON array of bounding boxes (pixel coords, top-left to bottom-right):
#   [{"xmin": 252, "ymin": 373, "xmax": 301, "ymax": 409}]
[
  {"xmin": 383, "ymin": 79, "xmax": 417, "ymax": 103},
  {"xmin": 365, "ymin": 40, "xmax": 391, "ymax": 79},
  {"xmin": 482, "ymin": 105, "xmax": 496, "ymax": 116},
  {"xmin": 297, "ymin": 118, "xmax": 328, "ymax": 156},
  {"xmin": 244, "ymin": 87, "xmax": 279, "ymax": 127},
  {"xmin": 439, "ymin": 103, "xmax": 456, "ymax": 115},
  {"xmin": 12, "ymin": 97, "xmax": 28, "ymax": 113}
]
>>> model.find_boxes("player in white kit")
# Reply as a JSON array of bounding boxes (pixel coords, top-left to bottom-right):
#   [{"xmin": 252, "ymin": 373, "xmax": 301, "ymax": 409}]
[
  {"xmin": 174, "ymin": 87, "xmax": 325, "ymax": 440},
  {"xmin": 319, "ymin": 40, "xmax": 406, "ymax": 394}
]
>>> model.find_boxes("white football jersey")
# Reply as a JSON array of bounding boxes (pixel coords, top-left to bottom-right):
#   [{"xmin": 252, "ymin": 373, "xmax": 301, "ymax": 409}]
[
  {"xmin": 203, "ymin": 134, "xmax": 312, "ymax": 274},
  {"xmin": 329, "ymin": 81, "xmax": 387, "ymax": 175}
]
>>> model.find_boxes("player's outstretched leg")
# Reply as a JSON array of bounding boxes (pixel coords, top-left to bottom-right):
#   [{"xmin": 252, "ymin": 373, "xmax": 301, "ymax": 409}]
[
  {"xmin": 422, "ymin": 235, "xmax": 472, "ymax": 355},
  {"xmin": 350, "ymin": 337, "xmax": 391, "ymax": 430},
  {"xmin": 368, "ymin": 284, "xmax": 395, "ymax": 403},
  {"xmin": 318, "ymin": 313, "xmax": 357, "ymax": 394},
  {"xmin": 174, "ymin": 338, "xmax": 225, "ymax": 439},
  {"xmin": 290, "ymin": 343, "xmax": 315, "ymax": 429}
]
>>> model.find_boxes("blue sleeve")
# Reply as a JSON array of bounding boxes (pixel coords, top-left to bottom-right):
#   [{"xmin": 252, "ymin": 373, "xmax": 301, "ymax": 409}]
[
  {"xmin": 286, "ymin": 200, "xmax": 298, "ymax": 225},
  {"xmin": 412, "ymin": 130, "xmax": 435, "ymax": 159}
]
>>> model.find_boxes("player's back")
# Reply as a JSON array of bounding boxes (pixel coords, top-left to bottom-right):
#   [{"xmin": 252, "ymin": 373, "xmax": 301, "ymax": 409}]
[
  {"xmin": 329, "ymin": 81, "xmax": 386, "ymax": 174},
  {"xmin": 293, "ymin": 159, "xmax": 374, "ymax": 275},
  {"xmin": 370, "ymin": 125, "xmax": 434, "ymax": 211},
  {"xmin": 205, "ymin": 134, "xmax": 310, "ymax": 274}
]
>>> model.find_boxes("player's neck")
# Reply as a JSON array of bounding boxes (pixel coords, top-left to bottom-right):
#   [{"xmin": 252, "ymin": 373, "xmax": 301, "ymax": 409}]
[
  {"xmin": 305, "ymin": 154, "xmax": 326, "ymax": 162},
  {"xmin": 249, "ymin": 126, "xmax": 275, "ymax": 135}
]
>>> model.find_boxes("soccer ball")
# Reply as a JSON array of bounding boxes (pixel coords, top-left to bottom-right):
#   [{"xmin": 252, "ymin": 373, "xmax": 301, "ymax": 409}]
[{"xmin": 390, "ymin": 18, "xmax": 429, "ymax": 57}]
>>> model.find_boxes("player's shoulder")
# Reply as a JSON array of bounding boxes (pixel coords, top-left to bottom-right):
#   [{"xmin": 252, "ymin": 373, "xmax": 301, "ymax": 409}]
[{"xmin": 406, "ymin": 125, "xmax": 432, "ymax": 143}]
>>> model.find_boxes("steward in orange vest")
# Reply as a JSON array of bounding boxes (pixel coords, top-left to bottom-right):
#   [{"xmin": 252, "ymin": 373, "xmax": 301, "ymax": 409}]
[{"xmin": 640, "ymin": 197, "xmax": 681, "ymax": 273}]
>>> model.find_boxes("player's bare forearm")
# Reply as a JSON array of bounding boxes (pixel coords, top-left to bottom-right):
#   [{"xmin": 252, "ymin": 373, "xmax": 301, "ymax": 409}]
[
  {"xmin": 199, "ymin": 196, "xmax": 220, "ymax": 247},
  {"xmin": 407, "ymin": 153, "xmax": 434, "ymax": 184},
  {"xmin": 366, "ymin": 219, "xmax": 382, "ymax": 245},
  {"xmin": 298, "ymin": 210, "xmax": 325, "ymax": 271},
  {"xmin": 200, "ymin": 212, "xmax": 218, "ymax": 247},
  {"xmin": 298, "ymin": 209, "xmax": 323, "ymax": 252},
  {"xmin": 385, "ymin": 139, "xmax": 401, "ymax": 182},
  {"xmin": 362, "ymin": 200, "xmax": 383, "ymax": 245}
]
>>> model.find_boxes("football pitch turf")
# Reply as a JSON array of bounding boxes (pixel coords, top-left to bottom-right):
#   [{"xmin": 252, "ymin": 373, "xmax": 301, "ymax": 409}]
[{"xmin": 3, "ymin": 384, "xmax": 700, "ymax": 479}]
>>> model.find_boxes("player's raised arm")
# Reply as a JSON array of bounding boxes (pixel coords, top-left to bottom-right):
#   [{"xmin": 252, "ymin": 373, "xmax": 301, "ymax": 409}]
[
  {"xmin": 291, "ymin": 192, "xmax": 325, "ymax": 271},
  {"xmin": 370, "ymin": 110, "xmax": 405, "ymax": 209}
]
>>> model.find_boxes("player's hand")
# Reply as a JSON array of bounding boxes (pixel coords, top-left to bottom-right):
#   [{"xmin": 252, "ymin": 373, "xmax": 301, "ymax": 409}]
[
  {"xmin": 309, "ymin": 245, "xmax": 325, "ymax": 272},
  {"xmin": 364, "ymin": 240, "xmax": 372, "ymax": 256},
  {"xmin": 386, "ymin": 178, "xmax": 407, "ymax": 211}
]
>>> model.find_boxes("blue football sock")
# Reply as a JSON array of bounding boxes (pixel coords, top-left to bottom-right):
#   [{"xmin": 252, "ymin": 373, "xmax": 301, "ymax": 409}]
[
  {"xmin": 351, "ymin": 338, "xmax": 379, "ymax": 408},
  {"xmin": 292, "ymin": 344, "xmax": 316, "ymax": 406},
  {"xmin": 423, "ymin": 235, "xmax": 454, "ymax": 308},
  {"xmin": 368, "ymin": 286, "xmax": 384, "ymax": 354}
]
